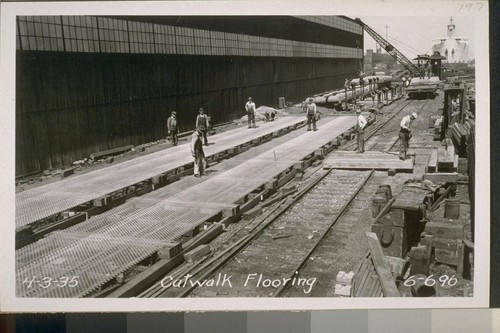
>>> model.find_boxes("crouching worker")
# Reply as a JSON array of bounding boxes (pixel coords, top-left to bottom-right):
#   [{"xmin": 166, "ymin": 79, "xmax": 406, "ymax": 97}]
[
  {"xmin": 191, "ymin": 125, "xmax": 206, "ymax": 177},
  {"xmin": 265, "ymin": 109, "xmax": 276, "ymax": 122}
]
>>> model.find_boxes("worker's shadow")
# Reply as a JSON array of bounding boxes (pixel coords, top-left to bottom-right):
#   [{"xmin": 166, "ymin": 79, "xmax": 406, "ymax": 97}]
[{"xmin": 205, "ymin": 142, "xmax": 216, "ymax": 146}]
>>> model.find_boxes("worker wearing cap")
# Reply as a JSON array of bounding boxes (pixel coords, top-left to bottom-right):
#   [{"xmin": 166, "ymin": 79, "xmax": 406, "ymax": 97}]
[
  {"xmin": 356, "ymin": 108, "xmax": 367, "ymax": 153},
  {"xmin": 306, "ymin": 98, "xmax": 317, "ymax": 131},
  {"xmin": 167, "ymin": 111, "xmax": 178, "ymax": 146},
  {"xmin": 399, "ymin": 112, "xmax": 418, "ymax": 160},
  {"xmin": 191, "ymin": 125, "xmax": 206, "ymax": 178},
  {"xmin": 195, "ymin": 108, "xmax": 209, "ymax": 145},
  {"xmin": 245, "ymin": 97, "xmax": 256, "ymax": 129}
]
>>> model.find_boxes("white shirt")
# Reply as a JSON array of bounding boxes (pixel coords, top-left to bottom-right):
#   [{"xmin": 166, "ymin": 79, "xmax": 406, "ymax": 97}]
[
  {"xmin": 306, "ymin": 103, "xmax": 317, "ymax": 115},
  {"xmin": 357, "ymin": 114, "xmax": 367, "ymax": 130},
  {"xmin": 400, "ymin": 115, "xmax": 411, "ymax": 130},
  {"xmin": 245, "ymin": 101, "xmax": 256, "ymax": 112}
]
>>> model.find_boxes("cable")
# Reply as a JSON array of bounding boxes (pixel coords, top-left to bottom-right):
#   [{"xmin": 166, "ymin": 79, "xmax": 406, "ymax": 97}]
[{"xmin": 366, "ymin": 25, "xmax": 425, "ymax": 57}]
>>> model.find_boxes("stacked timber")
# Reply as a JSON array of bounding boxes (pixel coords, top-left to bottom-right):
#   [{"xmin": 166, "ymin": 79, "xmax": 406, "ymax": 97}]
[
  {"xmin": 352, "ymin": 232, "xmax": 400, "ymax": 297},
  {"xmin": 436, "ymin": 139, "xmax": 457, "ymax": 172},
  {"xmin": 352, "ymin": 253, "xmax": 383, "ymax": 297},
  {"xmin": 371, "ymin": 185, "xmax": 429, "ymax": 258},
  {"xmin": 433, "ymin": 117, "xmax": 443, "ymax": 140},
  {"xmin": 450, "ymin": 118, "xmax": 475, "ymax": 157}
]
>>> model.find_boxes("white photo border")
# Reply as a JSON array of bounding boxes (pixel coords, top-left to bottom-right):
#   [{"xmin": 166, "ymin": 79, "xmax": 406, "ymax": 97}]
[{"xmin": 0, "ymin": 0, "xmax": 490, "ymax": 312}]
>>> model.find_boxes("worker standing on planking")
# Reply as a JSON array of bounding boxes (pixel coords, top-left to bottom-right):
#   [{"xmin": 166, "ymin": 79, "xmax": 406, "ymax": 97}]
[
  {"xmin": 167, "ymin": 111, "xmax": 178, "ymax": 146},
  {"xmin": 191, "ymin": 125, "xmax": 206, "ymax": 178},
  {"xmin": 399, "ymin": 112, "xmax": 418, "ymax": 160},
  {"xmin": 356, "ymin": 108, "xmax": 367, "ymax": 153},
  {"xmin": 195, "ymin": 108, "xmax": 209, "ymax": 145},
  {"xmin": 245, "ymin": 97, "xmax": 256, "ymax": 129},
  {"xmin": 306, "ymin": 98, "xmax": 317, "ymax": 131}
]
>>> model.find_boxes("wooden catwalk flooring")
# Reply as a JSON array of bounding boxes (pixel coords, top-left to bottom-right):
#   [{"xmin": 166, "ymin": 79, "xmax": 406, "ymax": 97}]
[
  {"xmin": 16, "ymin": 117, "xmax": 306, "ymax": 229},
  {"xmin": 16, "ymin": 116, "xmax": 355, "ymax": 298}
]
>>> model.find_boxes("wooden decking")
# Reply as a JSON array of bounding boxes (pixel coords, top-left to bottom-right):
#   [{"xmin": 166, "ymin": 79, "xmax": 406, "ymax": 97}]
[
  {"xmin": 16, "ymin": 117, "xmax": 306, "ymax": 229},
  {"xmin": 16, "ymin": 116, "xmax": 356, "ymax": 298},
  {"xmin": 322, "ymin": 151, "xmax": 414, "ymax": 172}
]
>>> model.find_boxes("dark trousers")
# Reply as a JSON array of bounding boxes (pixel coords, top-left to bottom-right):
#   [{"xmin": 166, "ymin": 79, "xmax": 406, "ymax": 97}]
[
  {"xmin": 248, "ymin": 112, "xmax": 255, "ymax": 128},
  {"xmin": 170, "ymin": 130, "xmax": 178, "ymax": 146},
  {"xmin": 201, "ymin": 130, "xmax": 208, "ymax": 145},
  {"xmin": 194, "ymin": 151, "xmax": 206, "ymax": 176},
  {"xmin": 399, "ymin": 131, "xmax": 410, "ymax": 159},
  {"xmin": 357, "ymin": 130, "xmax": 365, "ymax": 152},
  {"xmin": 307, "ymin": 114, "xmax": 317, "ymax": 130}
]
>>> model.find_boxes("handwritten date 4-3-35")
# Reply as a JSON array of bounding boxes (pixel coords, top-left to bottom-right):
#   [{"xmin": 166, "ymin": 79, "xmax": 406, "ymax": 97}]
[{"xmin": 22, "ymin": 276, "xmax": 79, "ymax": 289}]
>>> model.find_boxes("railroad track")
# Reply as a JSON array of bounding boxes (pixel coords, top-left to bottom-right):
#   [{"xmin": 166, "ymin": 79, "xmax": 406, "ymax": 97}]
[
  {"xmin": 16, "ymin": 98, "xmax": 430, "ymax": 298},
  {"xmin": 342, "ymin": 99, "xmax": 429, "ymax": 153},
  {"xmin": 139, "ymin": 168, "xmax": 374, "ymax": 297},
  {"xmin": 142, "ymin": 104, "xmax": 422, "ymax": 298}
]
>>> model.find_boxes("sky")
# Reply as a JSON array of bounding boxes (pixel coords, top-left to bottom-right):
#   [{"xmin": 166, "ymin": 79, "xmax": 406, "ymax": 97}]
[{"xmin": 358, "ymin": 16, "xmax": 475, "ymax": 60}]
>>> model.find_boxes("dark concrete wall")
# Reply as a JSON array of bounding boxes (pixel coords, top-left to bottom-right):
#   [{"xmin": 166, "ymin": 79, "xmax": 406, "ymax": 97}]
[{"xmin": 16, "ymin": 51, "xmax": 357, "ymax": 176}]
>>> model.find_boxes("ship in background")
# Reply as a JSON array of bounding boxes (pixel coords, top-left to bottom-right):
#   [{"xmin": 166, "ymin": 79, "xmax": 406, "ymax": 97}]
[{"xmin": 431, "ymin": 17, "xmax": 474, "ymax": 72}]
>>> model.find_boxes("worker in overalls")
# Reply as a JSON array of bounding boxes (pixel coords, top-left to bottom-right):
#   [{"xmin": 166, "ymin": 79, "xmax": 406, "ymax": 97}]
[
  {"xmin": 356, "ymin": 108, "xmax": 367, "ymax": 153},
  {"xmin": 195, "ymin": 108, "xmax": 209, "ymax": 145},
  {"xmin": 167, "ymin": 111, "xmax": 178, "ymax": 146},
  {"xmin": 191, "ymin": 125, "xmax": 206, "ymax": 178},
  {"xmin": 425, "ymin": 61, "xmax": 432, "ymax": 79},
  {"xmin": 399, "ymin": 112, "xmax": 417, "ymax": 160},
  {"xmin": 245, "ymin": 97, "xmax": 256, "ymax": 128},
  {"xmin": 306, "ymin": 98, "xmax": 317, "ymax": 131}
]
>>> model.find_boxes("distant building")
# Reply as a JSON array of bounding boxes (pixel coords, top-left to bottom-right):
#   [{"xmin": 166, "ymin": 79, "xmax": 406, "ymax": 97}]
[{"xmin": 364, "ymin": 49, "xmax": 397, "ymax": 73}]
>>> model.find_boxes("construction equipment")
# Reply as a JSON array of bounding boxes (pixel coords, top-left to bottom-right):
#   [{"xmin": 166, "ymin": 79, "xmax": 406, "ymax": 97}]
[{"xmin": 355, "ymin": 18, "xmax": 420, "ymax": 76}]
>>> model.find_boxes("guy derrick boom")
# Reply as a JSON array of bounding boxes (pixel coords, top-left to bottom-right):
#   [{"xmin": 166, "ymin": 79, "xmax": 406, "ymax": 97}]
[{"xmin": 355, "ymin": 18, "xmax": 420, "ymax": 76}]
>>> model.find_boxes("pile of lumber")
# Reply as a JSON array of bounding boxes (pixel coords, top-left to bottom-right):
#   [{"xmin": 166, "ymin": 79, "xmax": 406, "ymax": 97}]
[
  {"xmin": 450, "ymin": 118, "xmax": 475, "ymax": 157},
  {"xmin": 352, "ymin": 232, "xmax": 400, "ymax": 297},
  {"xmin": 436, "ymin": 139, "xmax": 458, "ymax": 172},
  {"xmin": 433, "ymin": 116, "xmax": 443, "ymax": 141}
]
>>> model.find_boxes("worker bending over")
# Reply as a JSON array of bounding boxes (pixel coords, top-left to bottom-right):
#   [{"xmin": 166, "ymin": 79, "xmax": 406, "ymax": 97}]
[
  {"xmin": 245, "ymin": 97, "xmax": 256, "ymax": 128},
  {"xmin": 306, "ymin": 98, "xmax": 317, "ymax": 131},
  {"xmin": 191, "ymin": 125, "xmax": 206, "ymax": 178},
  {"xmin": 399, "ymin": 112, "xmax": 417, "ymax": 160},
  {"xmin": 356, "ymin": 108, "xmax": 367, "ymax": 153}
]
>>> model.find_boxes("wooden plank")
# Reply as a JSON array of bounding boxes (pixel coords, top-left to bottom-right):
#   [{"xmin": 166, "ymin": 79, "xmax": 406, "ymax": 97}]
[
  {"xmin": 365, "ymin": 232, "xmax": 400, "ymax": 297},
  {"xmin": 425, "ymin": 222, "xmax": 464, "ymax": 239},
  {"xmin": 354, "ymin": 260, "xmax": 371, "ymax": 297},
  {"xmin": 424, "ymin": 173, "xmax": 458, "ymax": 184},
  {"xmin": 90, "ymin": 145, "xmax": 135, "ymax": 160},
  {"xmin": 437, "ymin": 147, "xmax": 454, "ymax": 170},
  {"xmin": 427, "ymin": 149, "xmax": 438, "ymax": 173},
  {"xmin": 434, "ymin": 248, "xmax": 459, "ymax": 265},
  {"xmin": 392, "ymin": 188, "xmax": 429, "ymax": 210},
  {"xmin": 327, "ymin": 154, "xmax": 409, "ymax": 161},
  {"xmin": 324, "ymin": 160, "xmax": 413, "ymax": 171}
]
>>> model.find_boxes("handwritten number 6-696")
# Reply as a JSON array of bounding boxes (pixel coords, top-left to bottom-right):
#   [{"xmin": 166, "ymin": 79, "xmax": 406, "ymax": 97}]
[{"xmin": 403, "ymin": 275, "xmax": 458, "ymax": 287}]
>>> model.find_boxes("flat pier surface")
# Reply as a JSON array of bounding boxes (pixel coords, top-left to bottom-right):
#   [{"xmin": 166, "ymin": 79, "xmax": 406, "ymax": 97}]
[
  {"xmin": 16, "ymin": 116, "xmax": 355, "ymax": 298},
  {"xmin": 16, "ymin": 117, "xmax": 305, "ymax": 229}
]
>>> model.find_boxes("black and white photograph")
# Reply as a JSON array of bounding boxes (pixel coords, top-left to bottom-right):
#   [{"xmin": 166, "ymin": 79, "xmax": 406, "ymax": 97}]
[{"xmin": 0, "ymin": 1, "xmax": 490, "ymax": 311}]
